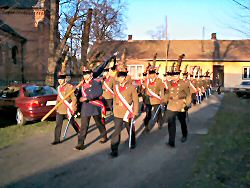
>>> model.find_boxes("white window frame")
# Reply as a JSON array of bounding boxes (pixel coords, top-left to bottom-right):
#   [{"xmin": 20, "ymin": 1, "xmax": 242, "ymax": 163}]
[
  {"xmin": 127, "ymin": 65, "xmax": 144, "ymax": 80},
  {"xmin": 243, "ymin": 67, "xmax": 250, "ymax": 80}
]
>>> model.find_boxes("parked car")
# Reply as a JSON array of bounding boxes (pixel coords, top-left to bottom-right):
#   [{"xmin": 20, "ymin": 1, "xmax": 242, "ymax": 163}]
[
  {"xmin": 0, "ymin": 84, "xmax": 57, "ymax": 125},
  {"xmin": 233, "ymin": 81, "xmax": 250, "ymax": 98}
]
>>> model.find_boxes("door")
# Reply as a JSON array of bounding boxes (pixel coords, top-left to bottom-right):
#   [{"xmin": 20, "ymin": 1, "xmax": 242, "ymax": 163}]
[{"xmin": 213, "ymin": 65, "xmax": 224, "ymax": 87}]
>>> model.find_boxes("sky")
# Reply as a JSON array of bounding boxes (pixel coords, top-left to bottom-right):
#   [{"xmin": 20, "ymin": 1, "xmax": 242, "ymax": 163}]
[{"xmin": 124, "ymin": 0, "xmax": 248, "ymax": 40}]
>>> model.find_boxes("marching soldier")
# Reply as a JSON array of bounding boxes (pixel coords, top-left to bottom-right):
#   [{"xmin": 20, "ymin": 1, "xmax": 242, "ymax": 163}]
[
  {"xmin": 140, "ymin": 72, "xmax": 148, "ymax": 112},
  {"xmin": 182, "ymin": 66, "xmax": 197, "ymax": 102},
  {"xmin": 196, "ymin": 69, "xmax": 204, "ymax": 103},
  {"xmin": 142, "ymin": 53, "xmax": 164, "ymax": 131},
  {"xmin": 110, "ymin": 66, "xmax": 139, "ymax": 157},
  {"xmin": 191, "ymin": 68, "xmax": 201, "ymax": 104},
  {"xmin": 51, "ymin": 73, "xmax": 79, "ymax": 145},
  {"xmin": 142, "ymin": 65, "xmax": 164, "ymax": 131},
  {"xmin": 204, "ymin": 71, "xmax": 212, "ymax": 96},
  {"xmin": 200, "ymin": 75, "xmax": 207, "ymax": 99},
  {"xmin": 162, "ymin": 69, "xmax": 172, "ymax": 92},
  {"xmin": 74, "ymin": 67, "xmax": 108, "ymax": 150},
  {"xmin": 163, "ymin": 63, "xmax": 192, "ymax": 148},
  {"xmin": 102, "ymin": 67, "xmax": 116, "ymax": 111}
]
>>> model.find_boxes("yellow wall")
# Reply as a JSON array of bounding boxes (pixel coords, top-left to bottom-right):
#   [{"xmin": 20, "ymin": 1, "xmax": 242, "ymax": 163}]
[
  {"xmin": 224, "ymin": 62, "xmax": 250, "ymax": 88},
  {"xmin": 126, "ymin": 59, "xmax": 250, "ymax": 88},
  {"xmin": 155, "ymin": 61, "xmax": 214, "ymax": 79}
]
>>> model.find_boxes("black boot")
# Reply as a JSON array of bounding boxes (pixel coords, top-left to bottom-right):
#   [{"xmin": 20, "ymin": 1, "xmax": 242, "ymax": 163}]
[
  {"xmin": 74, "ymin": 144, "xmax": 85, "ymax": 150},
  {"xmin": 99, "ymin": 135, "xmax": 108, "ymax": 144},
  {"xmin": 181, "ymin": 136, "xmax": 187, "ymax": 143},
  {"xmin": 144, "ymin": 124, "xmax": 150, "ymax": 132},
  {"xmin": 110, "ymin": 150, "xmax": 118, "ymax": 158},
  {"xmin": 51, "ymin": 140, "xmax": 60, "ymax": 145},
  {"xmin": 166, "ymin": 142, "xmax": 175, "ymax": 148}
]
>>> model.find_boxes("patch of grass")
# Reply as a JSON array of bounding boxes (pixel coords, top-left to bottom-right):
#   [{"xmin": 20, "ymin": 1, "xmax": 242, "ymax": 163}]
[
  {"xmin": 0, "ymin": 120, "xmax": 55, "ymax": 149},
  {"xmin": 187, "ymin": 93, "xmax": 250, "ymax": 188}
]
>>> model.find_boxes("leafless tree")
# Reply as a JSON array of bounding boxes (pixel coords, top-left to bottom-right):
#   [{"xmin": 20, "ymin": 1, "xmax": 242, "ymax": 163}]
[
  {"xmin": 46, "ymin": 0, "xmax": 88, "ymax": 86},
  {"xmin": 55, "ymin": 0, "xmax": 127, "ymax": 79},
  {"xmin": 59, "ymin": 0, "xmax": 127, "ymax": 42},
  {"xmin": 147, "ymin": 25, "xmax": 166, "ymax": 40},
  {"xmin": 90, "ymin": 0, "xmax": 127, "ymax": 42},
  {"xmin": 230, "ymin": 0, "xmax": 250, "ymax": 37}
]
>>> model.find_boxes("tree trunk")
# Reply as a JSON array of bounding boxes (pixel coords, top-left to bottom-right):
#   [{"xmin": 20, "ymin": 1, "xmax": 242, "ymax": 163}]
[
  {"xmin": 45, "ymin": 0, "xmax": 59, "ymax": 86},
  {"xmin": 81, "ymin": 8, "xmax": 93, "ymax": 67},
  {"xmin": 46, "ymin": 0, "xmax": 81, "ymax": 87}
]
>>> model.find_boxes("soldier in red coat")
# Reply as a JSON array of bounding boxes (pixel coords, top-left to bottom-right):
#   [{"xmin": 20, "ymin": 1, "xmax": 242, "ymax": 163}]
[
  {"xmin": 110, "ymin": 66, "xmax": 139, "ymax": 157},
  {"xmin": 51, "ymin": 73, "xmax": 78, "ymax": 145},
  {"xmin": 142, "ymin": 66, "xmax": 164, "ymax": 132},
  {"xmin": 163, "ymin": 70, "xmax": 192, "ymax": 147}
]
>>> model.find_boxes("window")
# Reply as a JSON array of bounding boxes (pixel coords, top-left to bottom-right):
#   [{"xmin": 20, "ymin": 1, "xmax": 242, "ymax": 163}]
[
  {"xmin": 11, "ymin": 46, "xmax": 18, "ymax": 64},
  {"xmin": 127, "ymin": 65, "xmax": 144, "ymax": 79},
  {"xmin": 24, "ymin": 85, "xmax": 57, "ymax": 97},
  {"xmin": 243, "ymin": 67, "xmax": 250, "ymax": 79},
  {"xmin": 0, "ymin": 45, "xmax": 2, "ymax": 65},
  {"xmin": 1, "ymin": 86, "xmax": 20, "ymax": 98}
]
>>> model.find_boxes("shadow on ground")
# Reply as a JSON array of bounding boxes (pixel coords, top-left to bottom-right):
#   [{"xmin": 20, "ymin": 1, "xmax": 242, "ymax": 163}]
[{"xmin": 1, "ymin": 95, "xmax": 222, "ymax": 188}]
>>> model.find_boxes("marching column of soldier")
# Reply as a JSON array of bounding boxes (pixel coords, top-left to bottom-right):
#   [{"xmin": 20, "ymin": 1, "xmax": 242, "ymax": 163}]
[{"xmin": 50, "ymin": 53, "xmax": 213, "ymax": 158}]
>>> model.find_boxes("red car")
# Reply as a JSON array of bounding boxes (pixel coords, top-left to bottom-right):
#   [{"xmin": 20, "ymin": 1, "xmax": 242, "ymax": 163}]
[{"xmin": 0, "ymin": 84, "xmax": 57, "ymax": 125}]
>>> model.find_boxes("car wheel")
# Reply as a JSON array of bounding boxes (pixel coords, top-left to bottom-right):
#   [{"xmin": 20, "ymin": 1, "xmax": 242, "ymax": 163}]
[
  {"xmin": 236, "ymin": 93, "xmax": 243, "ymax": 97},
  {"xmin": 16, "ymin": 108, "xmax": 27, "ymax": 125}
]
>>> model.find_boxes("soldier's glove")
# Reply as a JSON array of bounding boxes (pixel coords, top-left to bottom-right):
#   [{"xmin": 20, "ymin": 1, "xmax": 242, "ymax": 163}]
[
  {"xmin": 132, "ymin": 112, "xmax": 138, "ymax": 119},
  {"xmin": 184, "ymin": 104, "xmax": 192, "ymax": 111},
  {"xmin": 72, "ymin": 111, "xmax": 80, "ymax": 118}
]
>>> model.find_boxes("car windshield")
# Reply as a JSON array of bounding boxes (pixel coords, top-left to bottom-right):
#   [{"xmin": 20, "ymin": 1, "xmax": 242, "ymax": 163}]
[
  {"xmin": 24, "ymin": 85, "xmax": 57, "ymax": 97},
  {"xmin": 241, "ymin": 81, "xmax": 250, "ymax": 86},
  {"xmin": 0, "ymin": 86, "xmax": 20, "ymax": 98}
]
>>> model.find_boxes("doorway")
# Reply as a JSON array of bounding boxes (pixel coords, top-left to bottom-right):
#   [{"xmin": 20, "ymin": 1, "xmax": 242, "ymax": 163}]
[{"xmin": 213, "ymin": 65, "xmax": 224, "ymax": 87}]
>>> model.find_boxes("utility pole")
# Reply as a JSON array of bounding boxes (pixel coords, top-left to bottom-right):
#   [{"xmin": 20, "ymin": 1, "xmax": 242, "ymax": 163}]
[
  {"xmin": 202, "ymin": 26, "xmax": 205, "ymax": 52},
  {"xmin": 165, "ymin": 16, "xmax": 169, "ymax": 72}
]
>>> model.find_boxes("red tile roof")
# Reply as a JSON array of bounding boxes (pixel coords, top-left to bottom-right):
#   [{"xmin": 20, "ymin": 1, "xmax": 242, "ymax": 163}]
[
  {"xmin": 88, "ymin": 40, "xmax": 250, "ymax": 61},
  {"xmin": 0, "ymin": 0, "xmax": 39, "ymax": 9}
]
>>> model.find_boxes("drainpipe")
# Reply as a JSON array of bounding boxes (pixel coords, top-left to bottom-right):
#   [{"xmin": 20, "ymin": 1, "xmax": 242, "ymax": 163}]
[{"xmin": 21, "ymin": 39, "xmax": 27, "ymax": 83}]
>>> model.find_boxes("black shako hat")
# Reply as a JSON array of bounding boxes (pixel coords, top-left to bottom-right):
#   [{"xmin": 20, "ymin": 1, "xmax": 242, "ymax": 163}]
[
  {"xmin": 117, "ymin": 66, "xmax": 128, "ymax": 77},
  {"xmin": 82, "ymin": 66, "xmax": 93, "ymax": 75},
  {"xmin": 58, "ymin": 74, "xmax": 67, "ymax": 79},
  {"xmin": 148, "ymin": 69, "xmax": 156, "ymax": 74},
  {"xmin": 117, "ymin": 71, "xmax": 128, "ymax": 77}
]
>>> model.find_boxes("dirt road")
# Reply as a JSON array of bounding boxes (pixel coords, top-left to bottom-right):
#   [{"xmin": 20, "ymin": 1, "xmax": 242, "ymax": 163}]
[{"xmin": 0, "ymin": 94, "xmax": 223, "ymax": 188}]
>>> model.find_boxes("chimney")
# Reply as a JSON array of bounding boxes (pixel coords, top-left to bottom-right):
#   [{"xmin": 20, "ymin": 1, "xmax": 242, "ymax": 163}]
[
  {"xmin": 211, "ymin": 33, "xmax": 217, "ymax": 40},
  {"xmin": 128, "ymin": 35, "xmax": 133, "ymax": 41}
]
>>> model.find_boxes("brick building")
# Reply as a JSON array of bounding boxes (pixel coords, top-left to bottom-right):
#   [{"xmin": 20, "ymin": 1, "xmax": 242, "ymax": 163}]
[{"xmin": 0, "ymin": 0, "xmax": 51, "ymax": 82}]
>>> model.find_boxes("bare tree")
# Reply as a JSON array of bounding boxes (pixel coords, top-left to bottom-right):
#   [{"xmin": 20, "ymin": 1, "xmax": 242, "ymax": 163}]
[
  {"xmin": 147, "ymin": 25, "xmax": 166, "ymax": 40},
  {"xmin": 45, "ymin": 0, "xmax": 127, "ymax": 86},
  {"xmin": 46, "ymin": 0, "xmax": 86, "ymax": 86},
  {"xmin": 230, "ymin": 0, "xmax": 250, "ymax": 37},
  {"xmin": 60, "ymin": 0, "xmax": 127, "ymax": 46},
  {"xmin": 81, "ymin": 8, "xmax": 93, "ymax": 67},
  {"xmin": 91, "ymin": 0, "xmax": 127, "ymax": 42}
]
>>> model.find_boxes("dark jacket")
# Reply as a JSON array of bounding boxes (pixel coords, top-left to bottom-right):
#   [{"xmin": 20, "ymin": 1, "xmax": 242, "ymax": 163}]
[{"xmin": 78, "ymin": 79, "xmax": 103, "ymax": 117}]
